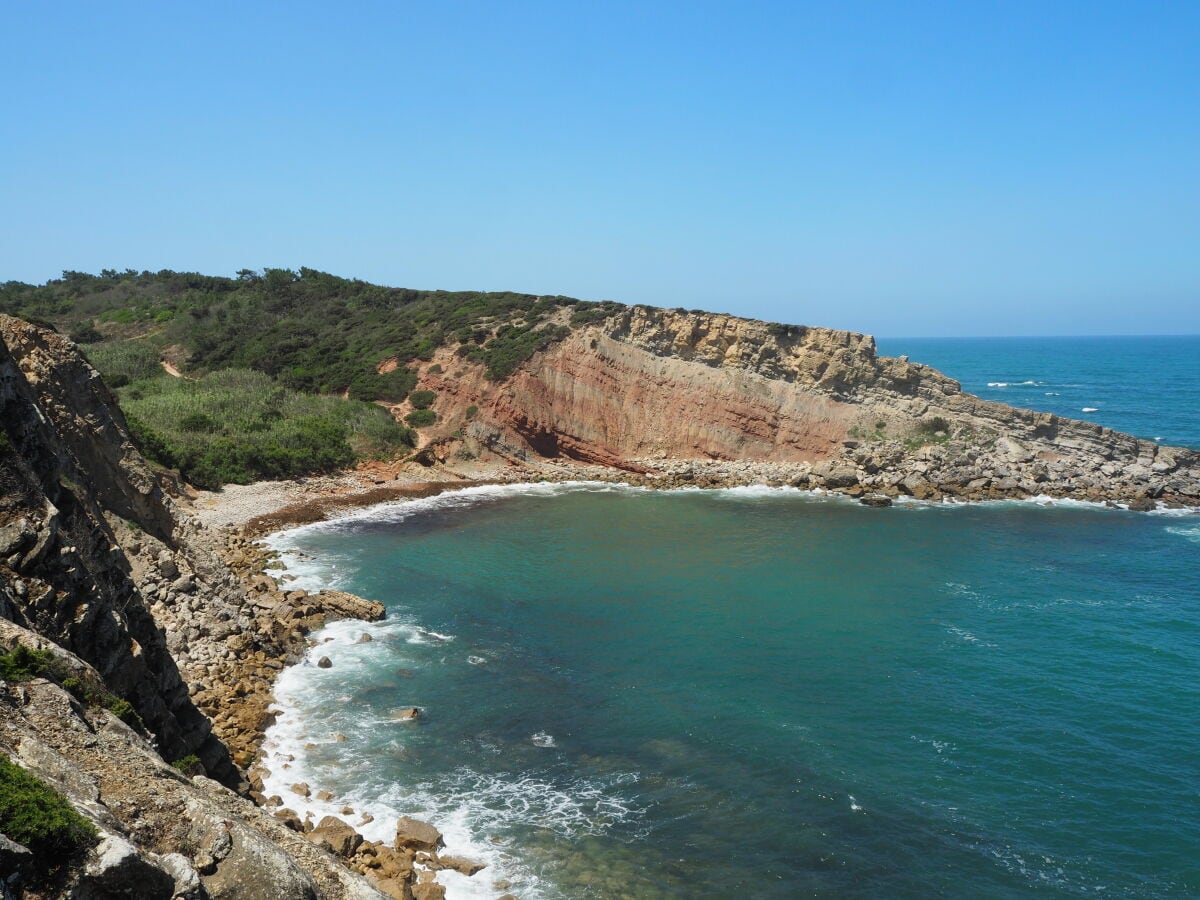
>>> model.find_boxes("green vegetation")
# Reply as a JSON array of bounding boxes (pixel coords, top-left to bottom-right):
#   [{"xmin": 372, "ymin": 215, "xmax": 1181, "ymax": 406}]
[
  {"xmin": 0, "ymin": 754, "xmax": 98, "ymax": 871},
  {"xmin": 0, "ymin": 269, "xmax": 625, "ymax": 487},
  {"xmin": 172, "ymin": 755, "xmax": 204, "ymax": 777},
  {"xmin": 465, "ymin": 405, "xmax": 478, "ymax": 421},
  {"xmin": 406, "ymin": 409, "xmax": 437, "ymax": 428},
  {"xmin": 116, "ymin": 369, "xmax": 415, "ymax": 489},
  {"xmin": 0, "ymin": 642, "xmax": 144, "ymax": 733},
  {"xmin": 918, "ymin": 415, "xmax": 952, "ymax": 435},
  {"xmin": 408, "ymin": 389, "xmax": 437, "ymax": 410},
  {"xmin": 0, "ymin": 644, "xmax": 55, "ymax": 681}
]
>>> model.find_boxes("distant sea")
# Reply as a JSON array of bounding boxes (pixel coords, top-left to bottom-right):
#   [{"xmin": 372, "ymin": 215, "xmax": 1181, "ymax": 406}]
[
  {"xmin": 261, "ymin": 336, "xmax": 1200, "ymax": 898},
  {"xmin": 876, "ymin": 335, "xmax": 1200, "ymax": 449}
]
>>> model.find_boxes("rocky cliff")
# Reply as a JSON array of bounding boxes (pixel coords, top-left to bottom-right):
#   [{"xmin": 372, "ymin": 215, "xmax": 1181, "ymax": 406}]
[
  {"xmin": 408, "ymin": 306, "xmax": 1200, "ymax": 504},
  {"xmin": 0, "ymin": 317, "xmax": 440, "ymax": 899}
]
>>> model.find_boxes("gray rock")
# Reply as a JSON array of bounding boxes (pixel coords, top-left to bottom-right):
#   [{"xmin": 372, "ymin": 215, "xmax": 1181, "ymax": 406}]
[
  {"xmin": 157, "ymin": 852, "xmax": 204, "ymax": 900},
  {"xmin": 157, "ymin": 550, "xmax": 179, "ymax": 579},
  {"xmin": 80, "ymin": 833, "xmax": 175, "ymax": 899},
  {"xmin": 859, "ymin": 495, "xmax": 893, "ymax": 508}
]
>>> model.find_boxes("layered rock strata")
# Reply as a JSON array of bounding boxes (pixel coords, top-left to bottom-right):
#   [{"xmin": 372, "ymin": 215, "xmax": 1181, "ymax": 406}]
[{"xmin": 410, "ymin": 306, "xmax": 1200, "ymax": 504}]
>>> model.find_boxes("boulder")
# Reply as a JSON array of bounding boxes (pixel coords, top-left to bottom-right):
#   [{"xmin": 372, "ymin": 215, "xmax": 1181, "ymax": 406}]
[
  {"xmin": 291, "ymin": 782, "xmax": 311, "ymax": 797},
  {"xmin": 317, "ymin": 656, "xmax": 332, "ymax": 669},
  {"xmin": 394, "ymin": 816, "xmax": 444, "ymax": 853},
  {"xmin": 307, "ymin": 815, "xmax": 362, "ymax": 858},
  {"xmin": 391, "ymin": 707, "xmax": 420, "ymax": 721},
  {"xmin": 1127, "ymin": 496, "xmax": 1156, "ymax": 512},
  {"xmin": 413, "ymin": 884, "xmax": 446, "ymax": 900},
  {"xmin": 810, "ymin": 459, "xmax": 859, "ymax": 488},
  {"xmin": 437, "ymin": 854, "xmax": 486, "ymax": 876},
  {"xmin": 81, "ymin": 833, "xmax": 176, "ymax": 899},
  {"xmin": 859, "ymin": 494, "xmax": 893, "ymax": 508}
]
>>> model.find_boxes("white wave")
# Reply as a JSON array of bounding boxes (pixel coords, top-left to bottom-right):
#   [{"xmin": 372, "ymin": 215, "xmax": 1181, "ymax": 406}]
[
  {"xmin": 466, "ymin": 655, "xmax": 488, "ymax": 666},
  {"xmin": 942, "ymin": 624, "xmax": 996, "ymax": 648},
  {"xmin": 1044, "ymin": 391, "xmax": 1059, "ymax": 396},
  {"xmin": 1081, "ymin": 407, "xmax": 1099, "ymax": 413},
  {"xmin": 406, "ymin": 627, "xmax": 455, "ymax": 645},
  {"xmin": 1166, "ymin": 524, "xmax": 1200, "ymax": 543},
  {"xmin": 530, "ymin": 732, "xmax": 557, "ymax": 748},
  {"xmin": 849, "ymin": 795, "xmax": 863, "ymax": 812},
  {"xmin": 266, "ymin": 481, "xmax": 641, "ymax": 544},
  {"xmin": 987, "ymin": 382, "xmax": 1008, "ymax": 388}
]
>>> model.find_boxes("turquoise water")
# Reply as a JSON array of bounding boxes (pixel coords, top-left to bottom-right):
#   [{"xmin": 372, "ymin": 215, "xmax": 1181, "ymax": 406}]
[
  {"xmin": 876, "ymin": 335, "xmax": 1200, "ymax": 449},
  {"xmin": 263, "ymin": 485, "xmax": 1200, "ymax": 899},
  {"xmin": 259, "ymin": 335, "xmax": 1200, "ymax": 898}
]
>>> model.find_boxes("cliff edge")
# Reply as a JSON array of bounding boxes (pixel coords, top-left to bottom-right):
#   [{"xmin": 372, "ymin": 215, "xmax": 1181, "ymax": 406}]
[{"xmin": 406, "ymin": 306, "xmax": 1199, "ymax": 504}]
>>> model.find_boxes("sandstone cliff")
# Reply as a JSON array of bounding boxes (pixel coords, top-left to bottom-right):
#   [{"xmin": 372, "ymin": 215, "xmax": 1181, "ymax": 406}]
[{"xmin": 407, "ymin": 306, "xmax": 1200, "ymax": 504}]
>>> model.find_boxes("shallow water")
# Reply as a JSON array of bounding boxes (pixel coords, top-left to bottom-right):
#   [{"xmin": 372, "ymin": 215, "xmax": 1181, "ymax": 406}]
[{"xmin": 262, "ymin": 484, "xmax": 1200, "ymax": 898}]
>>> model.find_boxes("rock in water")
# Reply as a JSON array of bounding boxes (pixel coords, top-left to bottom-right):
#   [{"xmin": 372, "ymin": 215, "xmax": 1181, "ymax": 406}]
[
  {"xmin": 317, "ymin": 656, "xmax": 332, "ymax": 669},
  {"xmin": 394, "ymin": 816, "xmax": 444, "ymax": 852},
  {"xmin": 307, "ymin": 816, "xmax": 363, "ymax": 858}
]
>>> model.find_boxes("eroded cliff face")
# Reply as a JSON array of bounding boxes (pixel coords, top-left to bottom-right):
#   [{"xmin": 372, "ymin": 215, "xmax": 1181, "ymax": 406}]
[
  {"xmin": 409, "ymin": 306, "xmax": 1200, "ymax": 503},
  {"xmin": 0, "ymin": 315, "xmax": 234, "ymax": 776},
  {"xmin": 1, "ymin": 316, "xmax": 407, "ymax": 897}
]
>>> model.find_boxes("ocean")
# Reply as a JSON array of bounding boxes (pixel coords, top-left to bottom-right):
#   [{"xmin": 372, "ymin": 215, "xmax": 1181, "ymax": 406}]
[{"xmin": 261, "ymin": 336, "xmax": 1200, "ymax": 898}]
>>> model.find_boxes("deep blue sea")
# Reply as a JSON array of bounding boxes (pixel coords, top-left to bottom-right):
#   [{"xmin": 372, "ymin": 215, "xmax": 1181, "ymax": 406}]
[{"xmin": 261, "ymin": 337, "xmax": 1200, "ymax": 899}]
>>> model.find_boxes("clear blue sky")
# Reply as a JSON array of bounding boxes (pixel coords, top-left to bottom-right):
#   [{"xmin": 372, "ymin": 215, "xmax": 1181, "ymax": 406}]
[{"xmin": 2, "ymin": 1, "xmax": 1197, "ymax": 336}]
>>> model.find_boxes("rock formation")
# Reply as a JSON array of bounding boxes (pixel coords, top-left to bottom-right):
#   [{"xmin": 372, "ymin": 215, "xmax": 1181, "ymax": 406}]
[
  {"xmin": 410, "ymin": 306, "xmax": 1200, "ymax": 504},
  {"xmin": 0, "ymin": 317, "xmax": 431, "ymax": 898}
]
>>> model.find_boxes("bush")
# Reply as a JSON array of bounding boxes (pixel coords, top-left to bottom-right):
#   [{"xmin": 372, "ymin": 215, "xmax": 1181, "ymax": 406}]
[
  {"xmin": 0, "ymin": 753, "xmax": 98, "ymax": 870},
  {"xmin": 69, "ymin": 321, "xmax": 103, "ymax": 343},
  {"xmin": 465, "ymin": 405, "xmax": 478, "ymax": 421},
  {"xmin": 409, "ymin": 389, "xmax": 436, "ymax": 410},
  {"xmin": 172, "ymin": 755, "xmax": 204, "ymax": 777},
  {"xmin": 0, "ymin": 645, "xmax": 55, "ymax": 681},
  {"xmin": 405, "ymin": 409, "xmax": 437, "ymax": 428},
  {"xmin": 918, "ymin": 416, "xmax": 952, "ymax": 435},
  {"xmin": 105, "ymin": 697, "xmax": 141, "ymax": 728}
]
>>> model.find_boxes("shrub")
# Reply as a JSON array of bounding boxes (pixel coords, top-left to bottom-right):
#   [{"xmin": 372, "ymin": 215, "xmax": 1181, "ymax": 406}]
[
  {"xmin": 405, "ymin": 409, "xmax": 437, "ymax": 428},
  {"xmin": 918, "ymin": 416, "xmax": 952, "ymax": 435},
  {"xmin": 172, "ymin": 755, "xmax": 204, "ymax": 777},
  {"xmin": 0, "ymin": 753, "xmax": 98, "ymax": 870},
  {"xmin": 465, "ymin": 405, "xmax": 478, "ymax": 421},
  {"xmin": 69, "ymin": 321, "xmax": 103, "ymax": 344},
  {"xmin": 0, "ymin": 645, "xmax": 55, "ymax": 681},
  {"xmin": 409, "ymin": 389, "xmax": 436, "ymax": 410},
  {"xmin": 427, "ymin": 363, "xmax": 443, "ymax": 374},
  {"xmin": 105, "ymin": 697, "xmax": 141, "ymax": 729},
  {"xmin": 178, "ymin": 412, "xmax": 218, "ymax": 432}
]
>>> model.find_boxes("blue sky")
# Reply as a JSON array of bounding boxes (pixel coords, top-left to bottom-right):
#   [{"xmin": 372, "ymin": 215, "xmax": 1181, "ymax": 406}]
[{"xmin": 1, "ymin": 1, "xmax": 1197, "ymax": 336}]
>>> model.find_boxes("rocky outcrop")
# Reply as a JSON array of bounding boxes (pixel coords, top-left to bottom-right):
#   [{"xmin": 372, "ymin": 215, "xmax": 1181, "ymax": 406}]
[
  {"xmin": 1, "ymin": 315, "xmax": 236, "ymax": 778},
  {"xmin": 408, "ymin": 306, "xmax": 1200, "ymax": 504},
  {"xmin": 0, "ymin": 317, "xmax": 438, "ymax": 898}
]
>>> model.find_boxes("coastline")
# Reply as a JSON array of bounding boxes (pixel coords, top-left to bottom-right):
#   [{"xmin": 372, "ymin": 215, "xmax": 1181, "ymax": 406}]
[{"xmin": 195, "ymin": 461, "xmax": 1200, "ymax": 899}]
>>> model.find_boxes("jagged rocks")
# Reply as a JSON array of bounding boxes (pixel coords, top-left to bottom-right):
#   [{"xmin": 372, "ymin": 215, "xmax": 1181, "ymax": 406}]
[
  {"xmin": 394, "ymin": 817, "xmax": 444, "ymax": 853},
  {"xmin": 308, "ymin": 815, "xmax": 363, "ymax": 858},
  {"xmin": 82, "ymin": 833, "xmax": 177, "ymax": 899}
]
